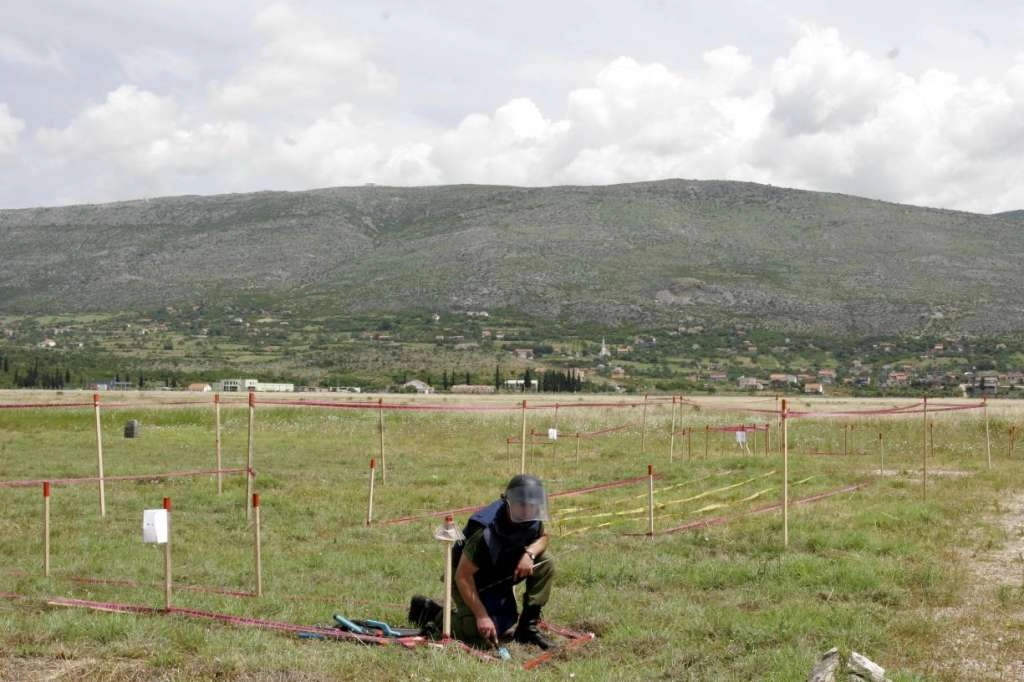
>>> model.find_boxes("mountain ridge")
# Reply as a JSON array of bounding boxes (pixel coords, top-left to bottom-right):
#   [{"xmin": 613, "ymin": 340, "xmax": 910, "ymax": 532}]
[{"xmin": 2, "ymin": 179, "xmax": 1021, "ymax": 337}]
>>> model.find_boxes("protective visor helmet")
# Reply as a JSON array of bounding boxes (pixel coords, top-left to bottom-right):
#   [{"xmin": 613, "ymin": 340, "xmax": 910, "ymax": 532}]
[{"xmin": 502, "ymin": 474, "xmax": 549, "ymax": 523}]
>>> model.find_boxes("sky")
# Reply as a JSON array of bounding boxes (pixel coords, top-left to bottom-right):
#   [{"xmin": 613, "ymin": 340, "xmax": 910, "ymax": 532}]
[{"xmin": 1, "ymin": 1, "xmax": 1023, "ymax": 212}]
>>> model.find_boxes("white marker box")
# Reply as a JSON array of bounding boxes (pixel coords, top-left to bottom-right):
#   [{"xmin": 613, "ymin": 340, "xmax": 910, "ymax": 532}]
[
  {"xmin": 142, "ymin": 509, "xmax": 169, "ymax": 544},
  {"xmin": 548, "ymin": 428, "xmax": 558, "ymax": 440}
]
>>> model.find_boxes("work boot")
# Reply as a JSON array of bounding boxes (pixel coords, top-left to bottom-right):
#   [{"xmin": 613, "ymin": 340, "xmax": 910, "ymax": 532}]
[
  {"xmin": 513, "ymin": 605, "xmax": 553, "ymax": 650},
  {"xmin": 408, "ymin": 595, "xmax": 443, "ymax": 632}
]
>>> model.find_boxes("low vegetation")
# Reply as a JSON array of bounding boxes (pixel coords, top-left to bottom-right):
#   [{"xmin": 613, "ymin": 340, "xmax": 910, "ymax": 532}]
[
  {"xmin": 2, "ymin": 392, "xmax": 1023, "ymax": 679},
  {"xmin": 2, "ymin": 180, "xmax": 1023, "ymax": 338}
]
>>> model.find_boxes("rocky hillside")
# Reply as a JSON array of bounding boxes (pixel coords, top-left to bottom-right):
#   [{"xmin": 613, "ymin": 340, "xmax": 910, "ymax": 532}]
[{"xmin": 1, "ymin": 180, "xmax": 1021, "ymax": 336}]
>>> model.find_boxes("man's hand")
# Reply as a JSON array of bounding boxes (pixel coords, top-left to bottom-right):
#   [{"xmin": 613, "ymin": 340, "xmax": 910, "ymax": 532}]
[
  {"xmin": 476, "ymin": 615, "xmax": 498, "ymax": 646},
  {"xmin": 514, "ymin": 552, "xmax": 535, "ymax": 581}
]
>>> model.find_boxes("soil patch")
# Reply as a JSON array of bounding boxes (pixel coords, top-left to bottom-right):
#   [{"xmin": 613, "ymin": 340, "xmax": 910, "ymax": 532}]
[{"xmin": 928, "ymin": 493, "xmax": 1024, "ymax": 680}]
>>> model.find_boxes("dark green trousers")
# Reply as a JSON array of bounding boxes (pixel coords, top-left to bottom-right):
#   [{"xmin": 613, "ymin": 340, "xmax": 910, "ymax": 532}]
[{"xmin": 451, "ymin": 554, "xmax": 555, "ymax": 645}]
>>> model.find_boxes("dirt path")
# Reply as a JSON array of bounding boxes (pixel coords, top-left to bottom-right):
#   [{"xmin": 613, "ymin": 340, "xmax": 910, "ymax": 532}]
[{"xmin": 928, "ymin": 493, "xmax": 1024, "ymax": 680}]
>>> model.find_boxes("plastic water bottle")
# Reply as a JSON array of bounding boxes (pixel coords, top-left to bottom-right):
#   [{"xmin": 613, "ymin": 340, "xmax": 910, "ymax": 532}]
[{"xmin": 497, "ymin": 646, "xmax": 511, "ymax": 660}]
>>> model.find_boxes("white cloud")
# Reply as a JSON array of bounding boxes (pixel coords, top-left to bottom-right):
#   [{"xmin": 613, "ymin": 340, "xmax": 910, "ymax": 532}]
[
  {"xmin": 37, "ymin": 85, "xmax": 179, "ymax": 155},
  {"xmin": 751, "ymin": 25, "xmax": 1024, "ymax": 211},
  {"xmin": 37, "ymin": 85, "xmax": 250, "ymax": 174},
  {"xmin": 420, "ymin": 25, "xmax": 1024, "ymax": 212},
  {"xmin": 211, "ymin": 3, "xmax": 396, "ymax": 115},
  {"xmin": 768, "ymin": 25, "xmax": 906, "ymax": 135},
  {"xmin": 554, "ymin": 55, "xmax": 768, "ymax": 184},
  {"xmin": 0, "ymin": 103, "xmax": 26, "ymax": 155},
  {"xmin": 702, "ymin": 46, "xmax": 753, "ymax": 89},
  {"xmin": 10, "ymin": 13, "xmax": 1024, "ymax": 213},
  {"xmin": 270, "ymin": 104, "xmax": 441, "ymax": 186},
  {"xmin": 434, "ymin": 98, "xmax": 571, "ymax": 185}
]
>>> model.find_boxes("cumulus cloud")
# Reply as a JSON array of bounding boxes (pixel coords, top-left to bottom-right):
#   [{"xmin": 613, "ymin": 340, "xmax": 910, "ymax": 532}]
[
  {"xmin": 0, "ymin": 103, "xmax": 26, "ymax": 155},
  {"xmin": 37, "ymin": 85, "xmax": 250, "ymax": 173},
  {"xmin": 433, "ymin": 98, "xmax": 571, "ymax": 185},
  {"xmin": 212, "ymin": 3, "xmax": 396, "ymax": 115},
  {"xmin": 426, "ymin": 23, "xmax": 1024, "ymax": 212},
  {"xmin": 750, "ymin": 24, "xmax": 1024, "ymax": 211},
  {"xmin": 38, "ymin": 85, "xmax": 179, "ymax": 155},
  {"xmin": 271, "ymin": 104, "xmax": 441, "ymax": 186},
  {"xmin": 12, "ymin": 17, "xmax": 1024, "ymax": 212}
]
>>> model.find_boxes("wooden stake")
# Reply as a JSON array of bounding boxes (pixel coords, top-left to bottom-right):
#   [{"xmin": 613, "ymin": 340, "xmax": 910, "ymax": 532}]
[
  {"xmin": 764, "ymin": 423, "xmax": 770, "ymax": 456},
  {"xmin": 163, "ymin": 497, "xmax": 172, "ymax": 610},
  {"xmin": 366, "ymin": 459, "xmax": 376, "ymax": 526},
  {"xmin": 843, "ymin": 424, "xmax": 849, "ymax": 457},
  {"xmin": 687, "ymin": 427, "xmax": 692, "ymax": 460},
  {"xmin": 246, "ymin": 391, "xmax": 255, "ymax": 520},
  {"xmin": 575, "ymin": 432, "xmax": 581, "ymax": 466},
  {"xmin": 506, "ymin": 437, "xmax": 511, "ymax": 471},
  {"xmin": 253, "ymin": 493, "xmax": 262, "ymax": 597},
  {"xmin": 879, "ymin": 432, "xmax": 885, "ymax": 476},
  {"xmin": 640, "ymin": 394, "xmax": 649, "ymax": 456},
  {"xmin": 214, "ymin": 393, "xmax": 223, "ymax": 495},
  {"xmin": 776, "ymin": 394, "xmax": 782, "ymax": 452},
  {"xmin": 378, "ymin": 398, "xmax": 386, "ymax": 484},
  {"xmin": 647, "ymin": 464, "xmax": 655, "ymax": 537},
  {"xmin": 442, "ymin": 515, "xmax": 455, "ymax": 638},
  {"xmin": 93, "ymin": 393, "xmax": 106, "ymax": 517},
  {"xmin": 1009, "ymin": 425, "xmax": 1016, "ymax": 460},
  {"xmin": 520, "ymin": 400, "xmax": 528, "ymax": 474},
  {"xmin": 922, "ymin": 396, "xmax": 928, "ymax": 501},
  {"xmin": 782, "ymin": 399, "xmax": 789, "ymax": 549},
  {"xmin": 553, "ymin": 403, "xmax": 559, "ymax": 461},
  {"xmin": 668, "ymin": 396, "xmax": 678, "ymax": 463},
  {"xmin": 984, "ymin": 397, "xmax": 992, "ymax": 470},
  {"xmin": 704, "ymin": 425, "xmax": 709, "ymax": 460},
  {"xmin": 43, "ymin": 481, "xmax": 50, "ymax": 577}
]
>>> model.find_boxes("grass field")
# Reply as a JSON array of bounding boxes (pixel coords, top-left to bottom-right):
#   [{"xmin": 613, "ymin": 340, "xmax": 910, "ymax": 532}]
[{"xmin": 1, "ymin": 390, "xmax": 1023, "ymax": 680}]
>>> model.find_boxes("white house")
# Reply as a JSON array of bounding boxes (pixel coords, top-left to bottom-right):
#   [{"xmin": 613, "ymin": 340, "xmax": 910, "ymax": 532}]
[
  {"xmin": 213, "ymin": 378, "xmax": 293, "ymax": 392},
  {"xmin": 504, "ymin": 379, "xmax": 539, "ymax": 391},
  {"xmin": 214, "ymin": 378, "xmax": 259, "ymax": 392},
  {"xmin": 403, "ymin": 379, "xmax": 434, "ymax": 394}
]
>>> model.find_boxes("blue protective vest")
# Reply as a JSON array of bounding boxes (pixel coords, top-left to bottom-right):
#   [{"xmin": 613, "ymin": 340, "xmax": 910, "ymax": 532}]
[
  {"xmin": 455, "ymin": 501, "xmax": 542, "ymax": 578},
  {"xmin": 451, "ymin": 499, "xmax": 544, "ymax": 630}
]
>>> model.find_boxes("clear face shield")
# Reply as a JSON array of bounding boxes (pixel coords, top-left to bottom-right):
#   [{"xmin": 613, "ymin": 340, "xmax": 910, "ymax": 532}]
[{"xmin": 504, "ymin": 485, "xmax": 550, "ymax": 523}]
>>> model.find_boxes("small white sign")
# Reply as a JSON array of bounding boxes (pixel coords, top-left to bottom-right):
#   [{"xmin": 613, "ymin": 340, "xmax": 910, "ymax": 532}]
[
  {"xmin": 548, "ymin": 428, "xmax": 558, "ymax": 441},
  {"xmin": 735, "ymin": 430, "xmax": 747, "ymax": 444},
  {"xmin": 143, "ymin": 509, "xmax": 169, "ymax": 544}
]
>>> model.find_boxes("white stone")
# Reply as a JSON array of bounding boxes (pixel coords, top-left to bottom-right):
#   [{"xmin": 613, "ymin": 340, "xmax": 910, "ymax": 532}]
[
  {"xmin": 847, "ymin": 651, "xmax": 889, "ymax": 682},
  {"xmin": 808, "ymin": 647, "xmax": 840, "ymax": 682}
]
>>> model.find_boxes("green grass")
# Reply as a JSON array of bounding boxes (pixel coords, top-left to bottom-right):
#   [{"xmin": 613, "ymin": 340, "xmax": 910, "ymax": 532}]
[{"xmin": 1, "ymin": 395, "xmax": 1023, "ymax": 679}]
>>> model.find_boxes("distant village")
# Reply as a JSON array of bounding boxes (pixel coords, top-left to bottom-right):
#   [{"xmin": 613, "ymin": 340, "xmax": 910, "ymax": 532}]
[{"xmin": 4, "ymin": 312, "xmax": 1024, "ymax": 397}]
